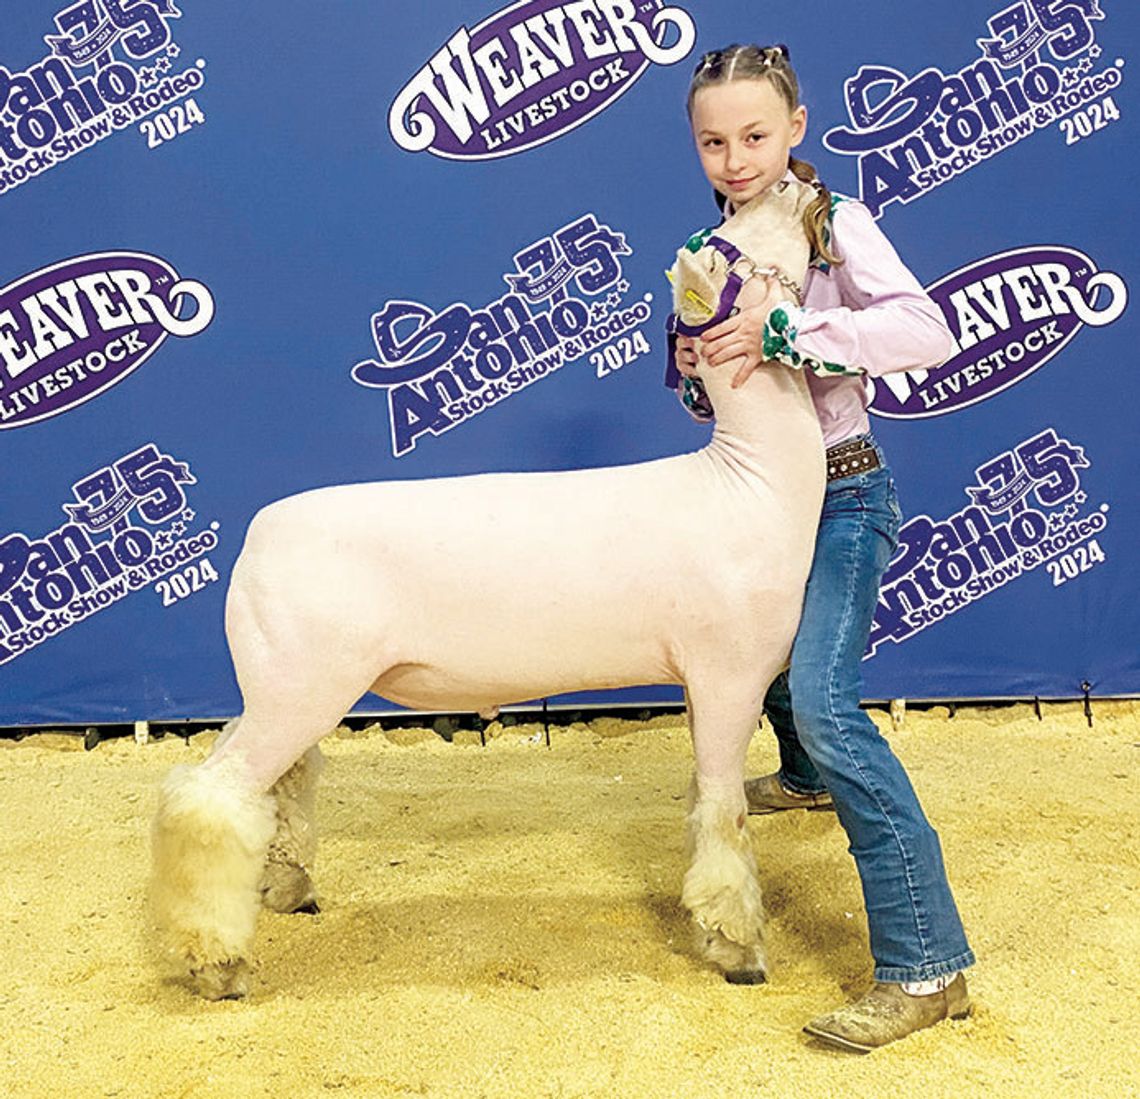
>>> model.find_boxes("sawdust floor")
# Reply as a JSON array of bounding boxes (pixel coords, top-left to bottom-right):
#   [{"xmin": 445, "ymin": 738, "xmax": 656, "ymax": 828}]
[{"xmin": 1, "ymin": 702, "xmax": 1137, "ymax": 1099}]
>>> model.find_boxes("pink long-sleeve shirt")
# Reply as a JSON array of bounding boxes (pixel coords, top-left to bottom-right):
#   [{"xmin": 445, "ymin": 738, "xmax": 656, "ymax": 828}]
[{"xmin": 677, "ymin": 192, "xmax": 954, "ymax": 448}]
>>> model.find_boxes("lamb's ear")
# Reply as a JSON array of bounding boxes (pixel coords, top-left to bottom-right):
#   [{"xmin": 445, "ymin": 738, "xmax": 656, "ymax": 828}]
[
  {"xmin": 673, "ymin": 250, "xmax": 721, "ymax": 328},
  {"xmin": 668, "ymin": 256, "xmax": 684, "ymax": 311},
  {"xmin": 672, "ymin": 248, "xmax": 702, "ymax": 287}
]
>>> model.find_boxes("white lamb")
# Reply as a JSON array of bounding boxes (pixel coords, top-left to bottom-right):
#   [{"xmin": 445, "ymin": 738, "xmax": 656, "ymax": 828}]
[{"xmin": 150, "ymin": 179, "xmax": 824, "ymax": 999}]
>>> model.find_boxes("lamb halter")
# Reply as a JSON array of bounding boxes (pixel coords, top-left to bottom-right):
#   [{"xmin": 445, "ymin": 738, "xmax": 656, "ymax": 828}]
[{"xmin": 670, "ymin": 234, "xmax": 804, "ymax": 339}]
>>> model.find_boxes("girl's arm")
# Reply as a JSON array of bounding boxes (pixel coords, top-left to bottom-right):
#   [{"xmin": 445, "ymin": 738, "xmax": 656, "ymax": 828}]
[
  {"xmin": 762, "ymin": 200, "xmax": 954, "ymax": 378},
  {"xmin": 698, "ymin": 200, "xmax": 954, "ymax": 385}
]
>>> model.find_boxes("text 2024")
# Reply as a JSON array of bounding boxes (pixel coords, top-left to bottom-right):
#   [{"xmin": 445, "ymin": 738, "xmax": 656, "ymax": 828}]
[
  {"xmin": 155, "ymin": 557, "xmax": 219, "ymax": 606},
  {"xmin": 591, "ymin": 330, "xmax": 651, "ymax": 378},
  {"xmin": 1058, "ymin": 96, "xmax": 1120, "ymax": 145},
  {"xmin": 1046, "ymin": 538, "xmax": 1105, "ymax": 587},
  {"xmin": 139, "ymin": 97, "xmax": 206, "ymax": 149}
]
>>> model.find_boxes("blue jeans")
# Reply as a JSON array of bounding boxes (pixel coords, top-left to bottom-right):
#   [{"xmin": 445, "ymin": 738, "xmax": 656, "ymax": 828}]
[{"xmin": 763, "ymin": 436, "xmax": 975, "ymax": 983}]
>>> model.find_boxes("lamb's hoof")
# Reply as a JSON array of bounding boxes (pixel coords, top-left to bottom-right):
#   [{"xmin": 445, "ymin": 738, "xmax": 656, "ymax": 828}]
[
  {"xmin": 293, "ymin": 899, "xmax": 320, "ymax": 915},
  {"xmin": 696, "ymin": 925, "xmax": 768, "ymax": 982},
  {"xmin": 725, "ymin": 968, "xmax": 767, "ymax": 985},
  {"xmin": 189, "ymin": 959, "xmax": 249, "ymax": 1001},
  {"xmin": 260, "ymin": 863, "xmax": 318, "ymax": 914}
]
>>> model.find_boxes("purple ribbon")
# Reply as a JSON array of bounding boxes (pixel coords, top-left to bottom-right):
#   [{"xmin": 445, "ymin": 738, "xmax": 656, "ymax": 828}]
[
  {"xmin": 504, "ymin": 257, "xmax": 575, "ymax": 303},
  {"xmin": 46, "ymin": 21, "xmax": 123, "ymax": 65},
  {"xmin": 966, "ymin": 470, "xmax": 1035, "ymax": 513},
  {"xmin": 63, "ymin": 487, "xmax": 137, "ymax": 532},
  {"xmin": 978, "ymin": 23, "xmax": 1050, "ymax": 66}
]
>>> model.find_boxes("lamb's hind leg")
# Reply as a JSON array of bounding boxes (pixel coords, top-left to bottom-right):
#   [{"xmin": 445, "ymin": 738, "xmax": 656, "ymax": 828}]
[
  {"xmin": 152, "ymin": 608, "xmax": 388, "ymax": 997},
  {"xmin": 150, "ymin": 751, "xmax": 277, "ymax": 1000},
  {"xmin": 681, "ymin": 679, "xmax": 768, "ymax": 984},
  {"xmin": 202, "ymin": 715, "xmax": 325, "ymax": 913},
  {"xmin": 261, "ymin": 745, "xmax": 325, "ymax": 914},
  {"xmin": 152, "ymin": 701, "xmax": 356, "ymax": 999}
]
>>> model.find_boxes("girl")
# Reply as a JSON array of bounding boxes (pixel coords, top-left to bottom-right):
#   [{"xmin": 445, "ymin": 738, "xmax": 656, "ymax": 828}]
[{"xmin": 671, "ymin": 43, "xmax": 975, "ymax": 1052}]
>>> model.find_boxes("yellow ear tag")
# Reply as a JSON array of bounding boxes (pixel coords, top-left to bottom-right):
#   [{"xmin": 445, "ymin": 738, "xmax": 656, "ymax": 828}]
[
  {"xmin": 666, "ymin": 266, "xmax": 714, "ymax": 316},
  {"xmin": 684, "ymin": 288, "xmax": 715, "ymax": 317}
]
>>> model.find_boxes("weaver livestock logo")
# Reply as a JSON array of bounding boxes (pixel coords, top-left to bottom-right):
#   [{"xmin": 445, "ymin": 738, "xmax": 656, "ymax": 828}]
[
  {"xmin": 353, "ymin": 212, "xmax": 653, "ymax": 455},
  {"xmin": 0, "ymin": 443, "xmax": 221, "ymax": 665},
  {"xmin": 0, "ymin": 0, "xmax": 206, "ymax": 196},
  {"xmin": 869, "ymin": 245, "xmax": 1127, "ymax": 418},
  {"xmin": 867, "ymin": 427, "xmax": 1109, "ymax": 655},
  {"xmin": 389, "ymin": 0, "xmax": 696, "ymax": 159},
  {"xmin": 823, "ymin": 1, "xmax": 1122, "ymax": 216},
  {"xmin": 0, "ymin": 252, "xmax": 215, "ymax": 428}
]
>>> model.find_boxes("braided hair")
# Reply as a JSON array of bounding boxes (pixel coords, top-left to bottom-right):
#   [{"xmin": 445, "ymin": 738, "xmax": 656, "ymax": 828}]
[{"xmin": 688, "ymin": 44, "xmax": 840, "ymax": 267}]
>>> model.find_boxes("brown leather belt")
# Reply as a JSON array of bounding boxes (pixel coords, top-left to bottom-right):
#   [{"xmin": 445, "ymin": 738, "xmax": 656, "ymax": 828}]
[{"xmin": 826, "ymin": 437, "xmax": 881, "ymax": 483}]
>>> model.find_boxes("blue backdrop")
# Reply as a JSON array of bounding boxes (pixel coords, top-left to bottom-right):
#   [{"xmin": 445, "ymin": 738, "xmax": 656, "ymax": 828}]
[{"xmin": 2, "ymin": 0, "xmax": 1136, "ymax": 724}]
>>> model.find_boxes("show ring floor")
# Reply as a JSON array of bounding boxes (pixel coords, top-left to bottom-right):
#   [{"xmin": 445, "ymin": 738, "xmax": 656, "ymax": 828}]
[{"xmin": 2, "ymin": 702, "xmax": 1137, "ymax": 1098}]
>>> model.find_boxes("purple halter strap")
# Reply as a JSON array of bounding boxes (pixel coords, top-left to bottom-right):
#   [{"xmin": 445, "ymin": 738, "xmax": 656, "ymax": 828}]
[{"xmin": 671, "ymin": 235, "xmax": 749, "ymax": 338}]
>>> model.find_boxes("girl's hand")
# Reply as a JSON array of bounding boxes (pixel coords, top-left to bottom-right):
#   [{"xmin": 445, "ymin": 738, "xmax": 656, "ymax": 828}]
[
  {"xmin": 699, "ymin": 302, "xmax": 771, "ymax": 389},
  {"xmin": 675, "ymin": 334, "xmax": 700, "ymax": 378}
]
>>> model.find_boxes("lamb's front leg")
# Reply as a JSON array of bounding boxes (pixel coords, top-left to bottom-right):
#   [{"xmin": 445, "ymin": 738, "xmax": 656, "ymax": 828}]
[{"xmin": 681, "ymin": 682, "xmax": 768, "ymax": 984}]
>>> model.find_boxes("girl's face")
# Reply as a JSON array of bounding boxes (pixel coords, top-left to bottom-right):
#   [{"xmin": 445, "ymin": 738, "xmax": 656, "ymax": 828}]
[{"xmin": 691, "ymin": 78, "xmax": 807, "ymax": 208}]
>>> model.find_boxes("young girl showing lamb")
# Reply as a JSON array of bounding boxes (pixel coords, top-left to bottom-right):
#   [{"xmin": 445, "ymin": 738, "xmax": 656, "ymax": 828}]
[{"xmin": 672, "ymin": 43, "xmax": 974, "ymax": 1052}]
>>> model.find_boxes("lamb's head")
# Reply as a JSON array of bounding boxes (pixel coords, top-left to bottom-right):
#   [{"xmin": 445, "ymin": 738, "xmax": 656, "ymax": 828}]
[
  {"xmin": 718, "ymin": 177, "xmax": 815, "ymax": 289},
  {"xmin": 672, "ymin": 230, "xmax": 730, "ymax": 332},
  {"xmin": 671, "ymin": 178, "xmax": 816, "ymax": 336}
]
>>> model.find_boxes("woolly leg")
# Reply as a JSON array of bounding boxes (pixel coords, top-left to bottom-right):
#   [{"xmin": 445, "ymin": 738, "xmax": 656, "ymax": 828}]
[
  {"xmin": 682, "ymin": 681, "xmax": 768, "ymax": 983},
  {"xmin": 261, "ymin": 745, "xmax": 325, "ymax": 914},
  {"xmin": 150, "ymin": 761, "xmax": 277, "ymax": 1000},
  {"xmin": 682, "ymin": 779, "xmax": 767, "ymax": 981},
  {"xmin": 149, "ymin": 535, "xmax": 395, "ymax": 998}
]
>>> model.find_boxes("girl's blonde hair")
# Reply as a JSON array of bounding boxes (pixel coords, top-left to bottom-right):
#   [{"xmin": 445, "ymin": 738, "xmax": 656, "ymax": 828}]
[{"xmin": 688, "ymin": 43, "xmax": 841, "ymax": 267}]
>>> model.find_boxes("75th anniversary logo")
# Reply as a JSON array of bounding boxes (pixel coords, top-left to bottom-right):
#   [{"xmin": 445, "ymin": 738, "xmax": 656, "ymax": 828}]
[
  {"xmin": 0, "ymin": 0, "xmax": 207, "ymax": 197},
  {"xmin": 824, "ymin": 1, "xmax": 1122, "ymax": 216}
]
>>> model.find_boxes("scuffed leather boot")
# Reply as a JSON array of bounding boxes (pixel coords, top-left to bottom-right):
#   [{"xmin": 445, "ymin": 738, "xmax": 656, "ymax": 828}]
[
  {"xmin": 803, "ymin": 974, "xmax": 970, "ymax": 1052},
  {"xmin": 744, "ymin": 772, "xmax": 834, "ymax": 815}
]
